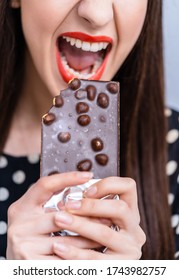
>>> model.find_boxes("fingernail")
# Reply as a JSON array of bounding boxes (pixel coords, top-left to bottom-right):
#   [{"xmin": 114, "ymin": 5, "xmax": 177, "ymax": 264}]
[
  {"xmin": 84, "ymin": 185, "xmax": 97, "ymax": 197},
  {"xmin": 65, "ymin": 200, "xmax": 81, "ymax": 210},
  {"xmin": 56, "ymin": 211, "xmax": 73, "ymax": 224},
  {"xmin": 54, "ymin": 242, "xmax": 69, "ymax": 253},
  {"xmin": 76, "ymin": 171, "xmax": 94, "ymax": 179}
]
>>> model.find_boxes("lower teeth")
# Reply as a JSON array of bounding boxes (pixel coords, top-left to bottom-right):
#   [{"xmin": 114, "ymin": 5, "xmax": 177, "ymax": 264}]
[{"xmin": 60, "ymin": 52, "xmax": 103, "ymax": 79}]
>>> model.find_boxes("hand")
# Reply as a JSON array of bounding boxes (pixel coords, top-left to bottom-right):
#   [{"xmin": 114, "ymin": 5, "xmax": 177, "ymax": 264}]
[
  {"xmin": 53, "ymin": 177, "xmax": 146, "ymax": 259},
  {"xmin": 6, "ymin": 171, "xmax": 97, "ymax": 259}
]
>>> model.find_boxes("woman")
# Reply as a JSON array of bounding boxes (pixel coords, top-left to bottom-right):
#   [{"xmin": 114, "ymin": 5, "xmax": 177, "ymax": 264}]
[{"xmin": 0, "ymin": 0, "xmax": 178, "ymax": 259}]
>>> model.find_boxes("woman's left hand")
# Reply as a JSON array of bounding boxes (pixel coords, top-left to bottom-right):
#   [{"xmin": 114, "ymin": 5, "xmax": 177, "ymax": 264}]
[{"xmin": 53, "ymin": 176, "xmax": 146, "ymax": 259}]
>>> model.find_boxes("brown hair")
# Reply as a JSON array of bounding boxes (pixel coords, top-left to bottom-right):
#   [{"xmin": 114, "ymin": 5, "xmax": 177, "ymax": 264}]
[
  {"xmin": 0, "ymin": 0, "xmax": 175, "ymax": 259},
  {"xmin": 114, "ymin": 0, "xmax": 175, "ymax": 259},
  {"xmin": 0, "ymin": 0, "xmax": 25, "ymax": 149}
]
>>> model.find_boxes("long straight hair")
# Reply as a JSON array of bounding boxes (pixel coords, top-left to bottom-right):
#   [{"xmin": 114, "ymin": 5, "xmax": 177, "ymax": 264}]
[
  {"xmin": 0, "ymin": 1, "xmax": 25, "ymax": 149},
  {"xmin": 114, "ymin": 0, "xmax": 175, "ymax": 259},
  {"xmin": 0, "ymin": 0, "xmax": 175, "ymax": 259}
]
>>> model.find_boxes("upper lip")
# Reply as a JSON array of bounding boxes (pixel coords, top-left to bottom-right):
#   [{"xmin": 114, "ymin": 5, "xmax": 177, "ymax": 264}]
[
  {"xmin": 57, "ymin": 32, "xmax": 112, "ymax": 54},
  {"xmin": 59, "ymin": 32, "xmax": 113, "ymax": 44}
]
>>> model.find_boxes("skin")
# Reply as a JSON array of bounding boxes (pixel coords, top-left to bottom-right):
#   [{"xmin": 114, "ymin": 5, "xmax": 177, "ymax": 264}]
[{"xmin": 6, "ymin": 0, "xmax": 147, "ymax": 259}]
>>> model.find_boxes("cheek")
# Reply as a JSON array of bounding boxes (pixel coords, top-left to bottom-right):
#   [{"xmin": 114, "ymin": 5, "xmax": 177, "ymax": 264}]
[
  {"xmin": 116, "ymin": 1, "xmax": 148, "ymax": 49},
  {"xmin": 108, "ymin": 0, "xmax": 148, "ymax": 76},
  {"xmin": 20, "ymin": 3, "xmax": 59, "ymax": 47},
  {"xmin": 20, "ymin": 1, "xmax": 80, "ymax": 83},
  {"xmin": 121, "ymin": 14, "xmax": 146, "ymax": 47},
  {"xmin": 19, "ymin": 1, "xmax": 75, "ymax": 93},
  {"xmin": 20, "ymin": 0, "xmax": 78, "ymax": 39}
]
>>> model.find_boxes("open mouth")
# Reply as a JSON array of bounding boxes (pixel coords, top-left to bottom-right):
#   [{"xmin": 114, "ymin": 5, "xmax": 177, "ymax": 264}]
[{"xmin": 56, "ymin": 32, "xmax": 112, "ymax": 83}]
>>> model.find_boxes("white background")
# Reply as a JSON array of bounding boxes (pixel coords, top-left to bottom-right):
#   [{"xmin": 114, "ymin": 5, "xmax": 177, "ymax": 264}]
[{"xmin": 163, "ymin": 0, "xmax": 179, "ymax": 110}]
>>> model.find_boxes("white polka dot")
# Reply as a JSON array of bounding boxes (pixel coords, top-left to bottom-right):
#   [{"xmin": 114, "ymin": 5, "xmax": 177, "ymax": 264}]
[
  {"xmin": 175, "ymin": 251, "xmax": 179, "ymax": 259},
  {"xmin": 0, "ymin": 256, "xmax": 6, "ymax": 260},
  {"xmin": 0, "ymin": 156, "xmax": 8, "ymax": 168},
  {"xmin": 166, "ymin": 129, "xmax": 179, "ymax": 144},
  {"xmin": 0, "ymin": 187, "xmax": 9, "ymax": 201},
  {"xmin": 0, "ymin": 221, "xmax": 7, "ymax": 235},
  {"xmin": 27, "ymin": 154, "xmax": 39, "ymax": 164},
  {"xmin": 166, "ymin": 161, "xmax": 178, "ymax": 176},
  {"xmin": 164, "ymin": 108, "xmax": 172, "ymax": 117},
  {"xmin": 171, "ymin": 214, "xmax": 179, "ymax": 228},
  {"xmin": 177, "ymin": 174, "xmax": 179, "ymax": 184},
  {"xmin": 168, "ymin": 193, "xmax": 175, "ymax": 205},
  {"xmin": 12, "ymin": 170, "xmax": 26, "ymax": 184}
]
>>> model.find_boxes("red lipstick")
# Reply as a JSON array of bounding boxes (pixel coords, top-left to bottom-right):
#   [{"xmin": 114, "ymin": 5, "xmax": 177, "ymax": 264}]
[{"xmin": 60, "ymin": 32, "xmax": 113, "ymax": 43}]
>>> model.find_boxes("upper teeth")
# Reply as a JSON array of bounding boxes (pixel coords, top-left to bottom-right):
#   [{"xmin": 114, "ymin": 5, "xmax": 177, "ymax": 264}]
[{"xmin": 62, "ymin": 36, "xmax": 109, "ymax": 52}]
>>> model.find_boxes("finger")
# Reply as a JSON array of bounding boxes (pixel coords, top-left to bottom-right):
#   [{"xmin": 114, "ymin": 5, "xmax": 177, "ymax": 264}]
[
  {"xmin": 84, "ymin": 177, "xmax": 139, "ymax": 215},
  {"xmin": 65, "ymin": 198, "xmax": 139, "ymax": 230},
  {"xmin": 53, "ymin": 242, "xmax": 141, "ymax": 260},
  {"xmin": 22, "ymin": 171, "xmax": 93, "ymax": 206},
  {"xmin": 14, "ymin": 210, "xmax": 104, "ymax": 247},
  {"xmin": 53, "ymin": 242, "xmax": 110, "ymax": 259},
  {"xmin": 13, "ymin": 212, "xmax": 63, "ymax": 235},
  {"xmin": 60, "ymin": 236, "xmax": 100, "ymax": 249},
  {"xmin": 32, "ymin": 210, "xmax": 109, "ymax": 235},
  {"xmin": 16, "ymin": 235, "xmax": 100, "ymax": 257},
  {"xmin": 55, "ymin": 211, "xmax": 123, "ymax": 251}
]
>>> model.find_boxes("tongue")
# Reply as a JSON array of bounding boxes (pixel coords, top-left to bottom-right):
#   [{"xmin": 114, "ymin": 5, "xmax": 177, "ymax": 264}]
[{"xmin": 59, "ymin": 39, "xmax": 99, "ymax": 71}]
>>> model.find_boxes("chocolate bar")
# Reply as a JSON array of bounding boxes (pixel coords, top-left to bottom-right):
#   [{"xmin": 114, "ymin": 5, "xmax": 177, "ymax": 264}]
[{"xmin": 41, "ymin": 79, "xmax": 120, "ymax": 178}]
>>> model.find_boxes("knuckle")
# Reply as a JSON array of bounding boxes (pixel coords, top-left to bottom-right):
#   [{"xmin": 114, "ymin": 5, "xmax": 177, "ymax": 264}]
[
  {"xmin": 8, "ymin": 202, "xmax": 18, "ymax": 220},
  {"xmin": 7, "ymin": 232, "xmax": 33, "ymax": 260},
  {"xmin": 132, "ymin": 247, "xmax": 142, "ymax": 260},
  {"xmin": 101, "ymin": 176, "xmax": 115, "ymax": 188},
  {"xmin": 104, "ymin": 176, "xmax": 119, "ymax": 186},
  {"xmin": 13, "ymin": 242, "xmax": 23, "ymax": 259},
  {"xmin": 133, "ymin": 226, "xmax": 146, "ymax": 247},
  {"xmin": 125, "ymin": 178, "xmax": 137, "ymax": 191},
  {"xmin": 7, "ymin": 225, "xmax": 17, "ymax": 243},
  {"xmin": 135, "ymin": 212, "xmax": 141, "ymax": 224},
  {"xmin": 14, "ymin": 242, "xmax": 30, "ymax": 259},
  {"xmin": 139, "ymin": 228, "xmax": 146, "ymax": 246},
  {"xmin": 127, "ymin": 235, "xmax": 143, "ymax": 260},
  {"xmin": 7, "ymin": 227, "xmax": 23, "ymax": 258},
  {"xmin": 35, "ymin": 177, "xmax": 52, "ymax": 194},
  {"xmin": 36, "ymin": 177, "xmax": 48, "ymax": 189}
]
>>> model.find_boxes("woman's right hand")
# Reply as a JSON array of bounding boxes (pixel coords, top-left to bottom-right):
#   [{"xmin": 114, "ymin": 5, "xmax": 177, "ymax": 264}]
[{"xmin": 6, "ymin": 171, "xmax": 95, "ymax": 259}]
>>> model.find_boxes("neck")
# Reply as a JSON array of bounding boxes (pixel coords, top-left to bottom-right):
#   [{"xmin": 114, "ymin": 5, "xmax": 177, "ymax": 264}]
[
  {"xmin": 20, "ymin": 50, "xmax": 53, "ymax": 119},
  {"xmin": 3, "ymin": 50, "xmax": 53, "ymax": 156}
]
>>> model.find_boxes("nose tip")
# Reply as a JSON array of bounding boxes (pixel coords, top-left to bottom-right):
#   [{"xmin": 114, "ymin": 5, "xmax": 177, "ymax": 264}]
[{"xmin": 77, "ymin": 0, "xmax": 113, "ymax": 28}]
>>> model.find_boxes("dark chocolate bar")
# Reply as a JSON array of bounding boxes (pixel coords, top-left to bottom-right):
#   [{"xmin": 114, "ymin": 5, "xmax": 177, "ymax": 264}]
[{"xmin": 41, "ymin": 79, "xmax": 120, "ymax": 178}]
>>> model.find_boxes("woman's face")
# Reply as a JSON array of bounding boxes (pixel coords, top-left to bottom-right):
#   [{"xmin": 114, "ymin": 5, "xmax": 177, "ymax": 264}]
[{"xmin": 17, "ymin": 0, "xmax": 148, "ymax": 96}]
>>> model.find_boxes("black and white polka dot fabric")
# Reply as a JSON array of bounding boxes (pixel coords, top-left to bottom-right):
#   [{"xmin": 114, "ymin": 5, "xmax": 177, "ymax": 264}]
[
  {"xmin": 165, "ymin": 108, "xmax": 179, "ymax": 259},
  {"xmin": 0, "ymin": 154, "xmax": 40, "ymax": 259},
  {"xmin": 0, "ymin": 108, "xmax": 179, "ymax": 259}
]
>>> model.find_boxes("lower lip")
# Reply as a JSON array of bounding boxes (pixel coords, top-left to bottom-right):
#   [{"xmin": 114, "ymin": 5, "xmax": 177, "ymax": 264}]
[{"xmin": 55, "ymin": 46, "xmax": 110, "ymax": 83}]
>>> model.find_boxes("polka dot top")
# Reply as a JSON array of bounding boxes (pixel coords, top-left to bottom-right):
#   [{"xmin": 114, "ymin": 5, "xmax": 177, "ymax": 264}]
[
  {"xmin": 0, "ymin": 155, "xmax": 40, "ymax": 259},
  {"xmin": 165, "ymin": 108, "xmax": 179, "ymax": 259},
  {"xmin": 0, "ymin": 108, "xmax": 179, "ymax": 259}
]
